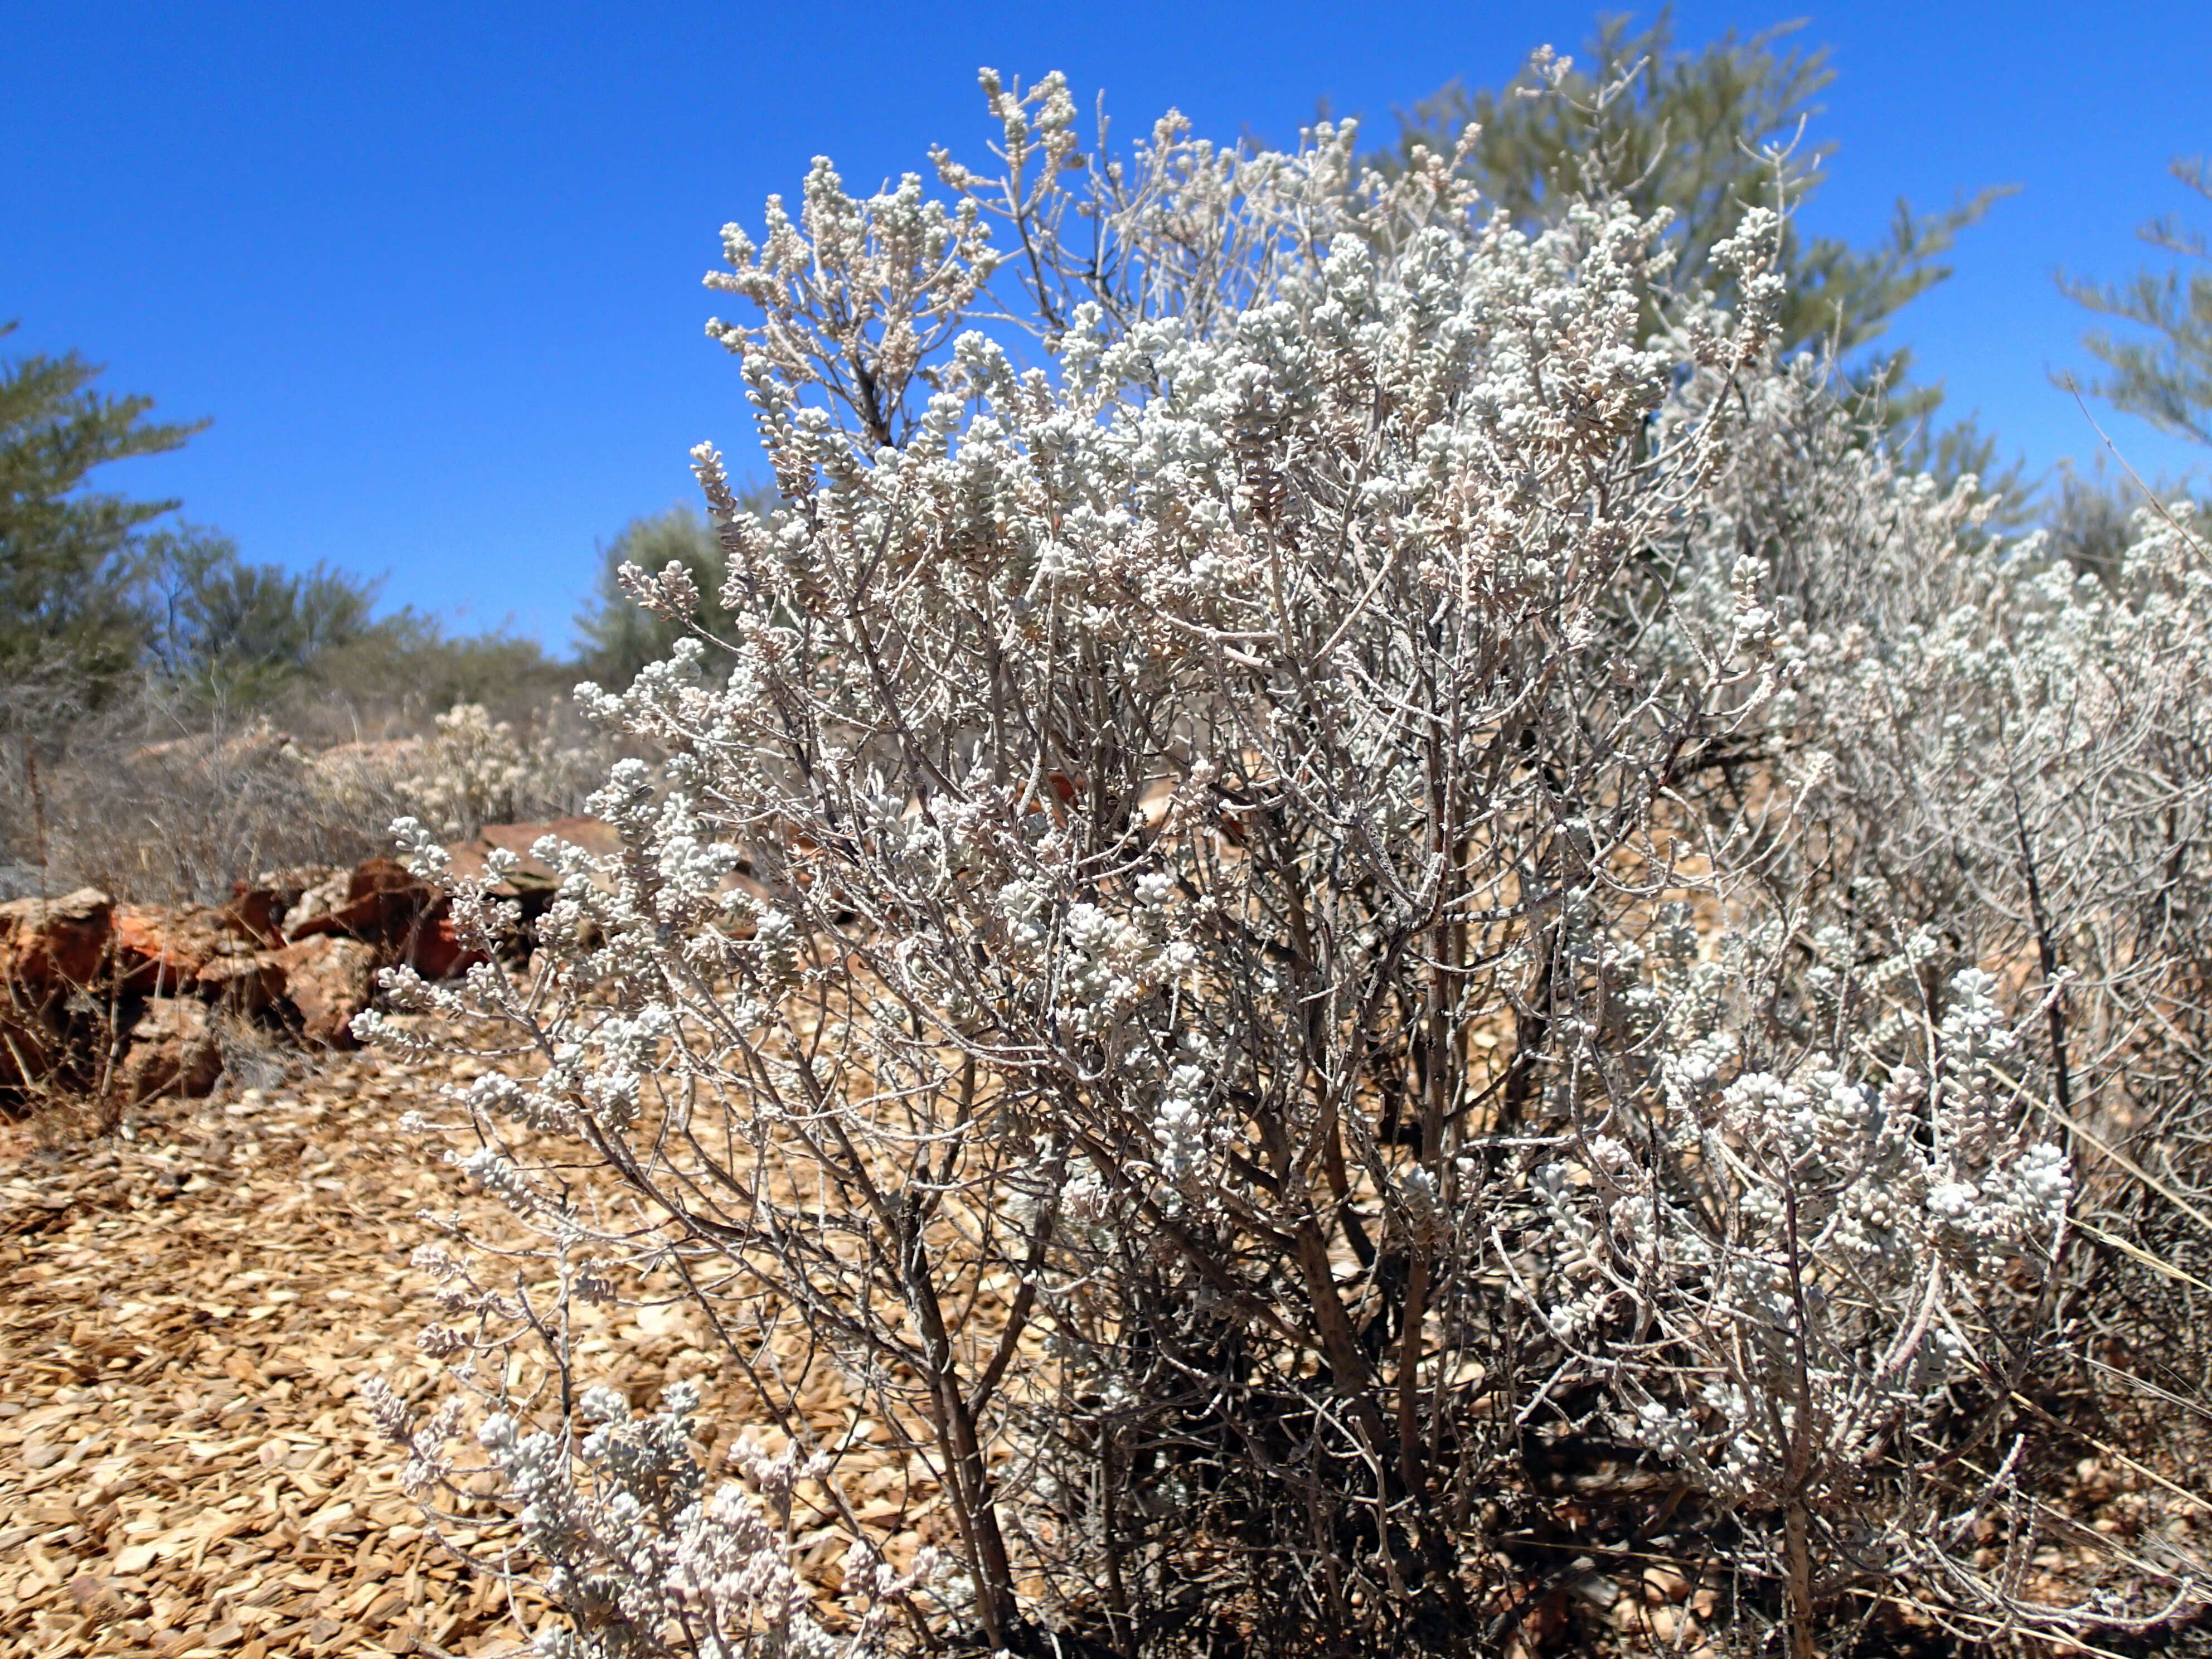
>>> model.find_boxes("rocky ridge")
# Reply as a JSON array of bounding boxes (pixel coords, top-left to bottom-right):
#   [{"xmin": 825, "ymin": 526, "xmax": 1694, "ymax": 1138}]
[{"xmin": 1, "ymin": 819, "xmax": 614, "ymax": 1115}]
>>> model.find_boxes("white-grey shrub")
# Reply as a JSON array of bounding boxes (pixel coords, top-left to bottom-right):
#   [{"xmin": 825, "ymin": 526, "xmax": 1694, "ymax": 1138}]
[{"xmin": 361, "ymin": 66, "xmax": 2210, "ymax": 1659}]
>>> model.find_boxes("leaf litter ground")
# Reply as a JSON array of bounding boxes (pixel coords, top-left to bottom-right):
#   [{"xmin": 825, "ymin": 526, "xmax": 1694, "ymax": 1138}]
[
  {"xmin": 0, "ymin": 1021, "xmax": 945, "ymax": 1659},
  {"xmin": 3, "ymin": 1015, "xmax": 2201, "ymax": 1658}
]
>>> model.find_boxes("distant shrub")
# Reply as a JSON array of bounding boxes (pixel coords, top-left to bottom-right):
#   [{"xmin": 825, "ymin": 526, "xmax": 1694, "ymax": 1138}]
[{"xmin": 0, "ymin": 683, "xmax": 617, "ymax": 904}]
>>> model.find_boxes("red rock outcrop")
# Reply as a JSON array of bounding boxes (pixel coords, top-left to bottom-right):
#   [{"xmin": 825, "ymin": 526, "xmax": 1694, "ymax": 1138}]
[
  {"xmin": 113, "ymin": 997, "xmax": 223, "ymax": 1103},
  {"xmin": 193, "ymin": 946, "xmax": 285, "ymax": 1014},
  {"xmin": 111, "ymin": 906, "xmax": 231, "ymax": 997},
  {"xmin": 264, "ymin": 935, "xmax": 377, "ymax": 1048},
  {"xmin": 441, "ymin": 815, "xmax": 618, "ymax": 896},
  {"xmin": 0, "ymin": 1002, "xmax": 56, "ymax": 1093},
  {"xmin": 0, "ymin": 889, "xmax": 114, "ymax": 990},
  {"xmin": 283, "ymin": 858, "xmax": 434, "ymax": 947},
  {"xmin": 5, "ymin": 818, "xmax": 623, "ymax": 1106}
]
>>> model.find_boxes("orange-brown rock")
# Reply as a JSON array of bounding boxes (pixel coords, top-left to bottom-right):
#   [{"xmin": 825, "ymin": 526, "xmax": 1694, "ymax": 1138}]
[
  {"xmin": 440, "ymin": 838, "xmax": 553, "ymax": 899},
  {"xmin": 111, "ymin": 905, "xmax": 232, "ymax": 997},
  {"xmin": 217, "ymin": 884, "xmax": 287, "ymax": 947},
  {"xmin": 279, "ymin": 866, "xmax": 353, "ymax": 936},
  {"xmin": 237, "ymin": 865, "xmax": 345, "ymax": 942},
  {"xmin": 398, "ymin": 914, "xmax": 486, "ymax": 981},
  {"xmin": 113, "ymin": 997, "xmax": 223, "ymax": 1103},
  {"xmin": 0, "ymin": 890, "xmax": 108, "ymax": 1099},
  {"xmin": 441, "ymin": 816, "xmax": 619, "ymax": 903},
  {"xmin": 284, "ymin": 858, "xmax": 433, "ymax": 947},
  {"xmin": 265, "ymin": 935, "xmax": 376, "ymax": 1047},
  {"xmin": 194, "ymin": 944, "xmax": 285, "ymax": 1013},
  {"xmin": 0, "ymin": 888, "xmax": 114, "ymax": 990}
]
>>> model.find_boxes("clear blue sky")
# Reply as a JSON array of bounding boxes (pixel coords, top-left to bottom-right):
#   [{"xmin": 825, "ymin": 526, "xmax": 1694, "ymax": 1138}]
[{"xmin": 5, "ymin": 1, "xmax": 2206, "ymax": 649}]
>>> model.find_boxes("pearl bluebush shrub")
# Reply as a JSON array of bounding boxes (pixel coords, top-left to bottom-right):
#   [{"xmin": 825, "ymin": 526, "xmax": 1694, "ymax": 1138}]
[{"xmin": 360, "ymin": 65, "xmax": 2209, "ymax": 1659}]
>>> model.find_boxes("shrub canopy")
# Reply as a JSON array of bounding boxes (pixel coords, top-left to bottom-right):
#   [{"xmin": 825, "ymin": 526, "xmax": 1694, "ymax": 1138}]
[{"xmin": 367, "ymin": 67, "xmax": 2212, "ymax": 1659}]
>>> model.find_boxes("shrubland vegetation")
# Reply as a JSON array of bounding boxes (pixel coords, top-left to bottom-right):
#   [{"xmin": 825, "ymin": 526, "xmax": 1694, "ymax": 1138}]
[
  {"xmin": 0, "ymin": 342, "xmax": 700, "ymax": 899},
  {"xmin": 358, "ymin": 41, "xmax": 2210, "ymax": 1659},
  {"xmin": 9, "ymin": 14, "xmax": 2212, "ymax": 1658}
]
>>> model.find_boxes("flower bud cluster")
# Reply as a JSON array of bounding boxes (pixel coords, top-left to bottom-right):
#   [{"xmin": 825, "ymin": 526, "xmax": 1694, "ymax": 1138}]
[{"xmin": 1535, "ymin": 942, "xmax": 2070, "ymax": 1508}]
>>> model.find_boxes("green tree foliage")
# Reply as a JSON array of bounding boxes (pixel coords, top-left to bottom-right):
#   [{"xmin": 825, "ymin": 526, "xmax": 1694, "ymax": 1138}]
[
  {"xmin": 573, "ymin": 497, "xmax": 770, "ymax": 688},
  {"xmin": 2061, "ymin": 155, "xmax": 2212, "ymax": 449},
  {"xmin": 139, "ymin": 529, "xmax": 567, "ymax": 718},
  {"xmin": 0, "ymin": 319, "xmax": 206, "ymax": 687},
  {"xmin": 144, "ymin": 527, "xmax": 384, "ymax": 702},
  {"xmin": 1392, "ymin": 11, "xmax": 2007, "ymax": 423},
  {"xmin": 2043, "ymin": 462, "xmax": 2140, "ymax": 584},
  {"xmin": 2, "ymin": 321, "xmax": 570, "ymax": 723}
]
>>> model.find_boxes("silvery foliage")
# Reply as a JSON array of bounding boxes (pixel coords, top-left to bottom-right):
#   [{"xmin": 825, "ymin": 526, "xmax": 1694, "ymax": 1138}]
[
  {"xmin": 1532, "ymin": 935, "xmax": 2068, "ymax": 1505},
  {"xmin": 355, "ymin": 64, "xmax": 2208, "ymax": 1656},
  {"xmin": 362, "ymin": 1370, "xmax": 929, "ymax": 1659},
  {"xmin": 1629, "ymin": 365, "xmax": 2212, "ymax": 1635}
]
